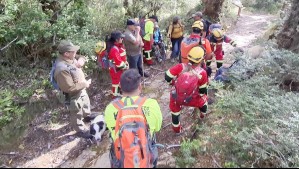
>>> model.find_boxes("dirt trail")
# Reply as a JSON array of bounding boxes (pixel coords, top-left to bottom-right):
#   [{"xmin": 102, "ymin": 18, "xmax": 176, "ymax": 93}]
[
  {"xmin": 60, "ymin": 12, "xmax": 276, "ymax": 168},
  {"xmin": 0, "ymin": 12, "xmax": 277, "ymax": 168}
]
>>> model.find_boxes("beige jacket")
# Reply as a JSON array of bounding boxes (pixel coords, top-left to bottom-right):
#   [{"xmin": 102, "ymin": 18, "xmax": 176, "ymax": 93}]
[{"xmin": 54, "ymin": 56, "xmax": 88, "ymax": 98}]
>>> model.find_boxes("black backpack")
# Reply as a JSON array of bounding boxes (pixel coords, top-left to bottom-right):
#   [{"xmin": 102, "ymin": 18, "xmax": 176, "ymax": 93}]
[{"xmin": 204, "ymin": 19, "xmax": 212, "ymax": 36}]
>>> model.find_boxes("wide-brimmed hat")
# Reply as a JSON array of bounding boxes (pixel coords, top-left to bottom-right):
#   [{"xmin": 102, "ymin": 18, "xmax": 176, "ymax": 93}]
[{"xmin": 58, "ymin": 40, "xmax": 80, "ymax": 54}]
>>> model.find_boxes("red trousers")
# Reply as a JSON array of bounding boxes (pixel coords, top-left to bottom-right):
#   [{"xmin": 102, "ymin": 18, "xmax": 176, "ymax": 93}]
[
  {"xmin": 169, "ymin": 94, "xmax": 207, "ymax": 112},
  {"xmin": 109, "ymin": 68, "xmax": 123, "ymax": 97},
  {"xmin": 143, "ymin": 40, "xmax": 153, "ymax": 65}
]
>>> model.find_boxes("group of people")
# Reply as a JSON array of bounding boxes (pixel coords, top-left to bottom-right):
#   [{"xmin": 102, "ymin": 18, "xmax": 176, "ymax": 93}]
[{"xmin": 51, "ymin": 11, "xmax": 237, "ymax": 168}]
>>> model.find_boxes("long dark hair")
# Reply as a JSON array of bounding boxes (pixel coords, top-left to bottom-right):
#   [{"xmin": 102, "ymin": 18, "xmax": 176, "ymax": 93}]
[
  {"xmin": 106, "ymin": 30, "xmax": 123, "ymax": 54},
  {"xmin": 106, "ymin": 35, "xmax": 117, "ymax": 54}
]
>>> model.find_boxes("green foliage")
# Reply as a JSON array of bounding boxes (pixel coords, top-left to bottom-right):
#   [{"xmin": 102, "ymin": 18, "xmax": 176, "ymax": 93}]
[
  {"xmin": 0, "ymin": 90, "xmax": 25, "ymax": 129},
  {"xmin": 16, "ymin": 87, "xmax": 35, "ymax": 100},
  {"xmin": 224, "ymin": 161, "xmax": 238, "ymax": 168},
  {"xmin": 176, "ymin": 139, "xmax": 201, "ymax": 168},
  {"xmin": 50, "ymin": 110, "xmax": 59, "ymax": 123},
  {"xmin": 213, "ymin": 44, "xmax": 299, "ymax": 167}
]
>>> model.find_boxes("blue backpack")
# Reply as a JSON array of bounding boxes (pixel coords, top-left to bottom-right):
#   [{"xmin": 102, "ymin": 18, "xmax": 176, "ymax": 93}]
[
  {"xmin": 50, "ymin": 60, "xmax": 60, "ymax": 90},
  {"xmin": 97, "ymin": 50, "xmax": 110, "ymax": 69}
]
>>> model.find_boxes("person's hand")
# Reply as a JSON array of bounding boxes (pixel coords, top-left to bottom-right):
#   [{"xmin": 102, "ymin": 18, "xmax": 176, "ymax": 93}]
[
  {"xmin": 140, "ymin": 41, "xmax": 144, "ymax": 47},
  {"xmin": 76, "ymin": 57, "xmax": 86, "ymax": 68},
  {"xmin": 85, "ymin": 79, "xmax": 92, "ymax": 88},
  {"xmin": 167, "ymin": 33, "xmax": 171, "ymax": 39},
  {"xmin": 135, "ymin": 26, "xmax": 141, "ymax": 32}
]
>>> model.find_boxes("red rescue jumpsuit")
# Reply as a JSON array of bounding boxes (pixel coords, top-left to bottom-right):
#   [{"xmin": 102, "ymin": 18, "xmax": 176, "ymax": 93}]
[
  {"xmin": 108, "ymin": 43, "xmax": 128, "ymax": 98},
  {"xmin": 207, "ymin": 35, "xmax": 236, "ymax": 69},
  {"xmin": 165, "ymin": 63, "xmax": 208, "ymax": 133}
]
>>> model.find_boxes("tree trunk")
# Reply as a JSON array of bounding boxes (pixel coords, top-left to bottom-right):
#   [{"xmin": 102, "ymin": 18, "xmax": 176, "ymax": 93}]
[
  {"xmin": 202, "ymin": 0, "xmax": 225, "ymax": 22},
  {"xmin": 276, "ymin": 0, "xmax": 299, "ymax": 53}
]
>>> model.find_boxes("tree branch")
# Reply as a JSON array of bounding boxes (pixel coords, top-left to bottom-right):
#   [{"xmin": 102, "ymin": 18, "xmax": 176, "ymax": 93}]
[
  {"xmin": 0, "ymin": 36, "xmax": 18, "ymax": 53},
  {"xmin": 50, "ymin": 0, "xmax": 73, "ymax": 21}
]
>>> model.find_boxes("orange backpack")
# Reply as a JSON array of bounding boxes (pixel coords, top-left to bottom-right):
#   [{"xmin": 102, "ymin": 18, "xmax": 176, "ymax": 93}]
[
  {"xmin": 112, "ymin": 96, "xmax": 153, "ymax": 168},
  {"xmin": 180, "ymin": 37, "xmax": 205, "ymax": 63}
]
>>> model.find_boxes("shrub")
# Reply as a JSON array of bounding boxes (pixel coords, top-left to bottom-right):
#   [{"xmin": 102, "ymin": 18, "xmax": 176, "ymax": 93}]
[
  {"xmin": 213, "ymin": 45, "xmax": 299, "ymax": 167},
  {"xmin": 176, "ymin": 139, "xmax": 201, "ymax": 168},
  {"xmin": 0, "ymin": 90, "xmax": 25, "ymax": 129}
]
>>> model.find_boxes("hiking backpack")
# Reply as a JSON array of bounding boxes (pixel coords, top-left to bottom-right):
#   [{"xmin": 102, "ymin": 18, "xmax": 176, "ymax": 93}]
[
  {"xmin": 95, "ymin": 41, "xmax": 109, "ymax": 69},
  {"xmin": 49, "ymin": 59, "xmax": 75, "ymax": 91},
  {"xmin": 96, "ymin": 46, "xmax": 120, "ymax": 70},
  {"xmin": 50, "ymin": 59, "xmax": 60, "ymax": 90},
  {"xmin": 97, "ymin": 50, "xmax": 110, "ymax": 69},
  {"xmin": 112, "ymin": 96, "xmax": 154, "ymax": 168},
  {"xmin": 203, "ymin": 19, "xmax": 212, "ymax": 36},
  {"xmin": 180, "ymin": 37, "xmax": 205, "ymax": 63},
  {"xmin": 172, "ymin": 65, "xmax": 203, "ymax": 104}
]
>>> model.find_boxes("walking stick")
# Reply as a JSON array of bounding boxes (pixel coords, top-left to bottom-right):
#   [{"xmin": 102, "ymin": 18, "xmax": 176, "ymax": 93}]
[{"xmin": 141, "ymin": 50, "xmax": 146, "ymax": 88}]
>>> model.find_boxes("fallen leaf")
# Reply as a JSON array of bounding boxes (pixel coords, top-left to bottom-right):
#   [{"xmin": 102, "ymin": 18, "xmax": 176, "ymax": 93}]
[
  {"xmin": 19, "ymin": 144, "xmax": 25, "ymax": 150},
  {"xmin": 35, "ymin": 89, "xmax": 45, "ymax": 94}
]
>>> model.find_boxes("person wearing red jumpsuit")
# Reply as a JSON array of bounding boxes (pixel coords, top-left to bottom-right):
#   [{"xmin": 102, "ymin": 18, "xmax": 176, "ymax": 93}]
[
  {"xmin": 207, "ymin": 28, "xmax": 237, "ymax": 71},
  {"xmin": 107, "ymin": 31, "xmax": 129, "ymax": 98},
  {"xmin": 165, "ymin": 46, "xmax": 208, "ymax": 133}
]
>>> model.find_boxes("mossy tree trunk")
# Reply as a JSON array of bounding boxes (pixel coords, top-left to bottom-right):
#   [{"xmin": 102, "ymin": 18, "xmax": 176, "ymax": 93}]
[
  {"xmin": 277, "ymin": 0, "xmax": 299, "ymax": 53},
  {"xmin": 202, "ymin": 0, "xmax": 225, "ymax": 21}
]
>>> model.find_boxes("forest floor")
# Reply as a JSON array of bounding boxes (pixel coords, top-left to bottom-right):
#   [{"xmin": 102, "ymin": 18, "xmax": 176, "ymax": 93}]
[{"xmin": 0, "ymin": 11, "xmax": 277, "ymax": 168}]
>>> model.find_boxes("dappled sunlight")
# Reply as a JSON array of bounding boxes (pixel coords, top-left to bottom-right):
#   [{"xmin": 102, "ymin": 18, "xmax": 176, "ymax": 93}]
[
  {"xmin": 22, "ymin": 138, "xmax": 81, "ymax": 168},
  {"xmin": 48, "ymin": 122, "xmax": 69, "ymax": 131}
]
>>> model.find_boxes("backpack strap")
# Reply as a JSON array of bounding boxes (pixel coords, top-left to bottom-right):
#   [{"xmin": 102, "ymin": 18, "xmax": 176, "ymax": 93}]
[
  {"xmin": 112, "ymin": 98, "xmax": 125, "ymax": 110},
  {"xmin": 54, "ymin": 59, "xmax": 76, "ymax": 90},
  {"xmin": 199, "ymin": 36, "xmax": 206, "ymax": 45},
  {"xmin": 112, "ymin": 96, "xmax": 147, "ymax": 119},
  {"xmin": 134, "ymin": 96, "xmax": 147, "ymax": 106}
]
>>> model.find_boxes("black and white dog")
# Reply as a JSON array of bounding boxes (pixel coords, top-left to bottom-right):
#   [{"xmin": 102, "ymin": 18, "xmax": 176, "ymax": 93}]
[{"xmin": 89, "ymin": 115, "xmax": 106, "ymax": 143}]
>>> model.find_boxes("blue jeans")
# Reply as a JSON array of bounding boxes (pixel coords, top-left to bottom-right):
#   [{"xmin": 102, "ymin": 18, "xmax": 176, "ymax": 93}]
[
  {"xmin": 171, "ymin": 37, "xmax": 183, "ymax": 59},
  {"xmin": 127, "ymin": 54, "xmax": 144, "ymax": 75}
]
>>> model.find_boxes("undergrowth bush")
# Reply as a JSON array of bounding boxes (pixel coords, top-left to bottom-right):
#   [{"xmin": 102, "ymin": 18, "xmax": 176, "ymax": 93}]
[
  {"xmin": 0, "ymin": 90, "xmax": 25, "ymax": 129},
  {"xmin": 213, "ymin": 45, "xmax": 299, "ymax": 167},
  {"xmin": 175, "ymin": 42, "xmax": 299, "ymax": 168},
  {"xmin": 176, "ymin": 139, "xmax": 201, "ymax": 168}
]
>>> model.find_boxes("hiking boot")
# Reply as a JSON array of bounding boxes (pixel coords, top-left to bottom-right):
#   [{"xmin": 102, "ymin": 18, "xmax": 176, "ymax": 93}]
[
  {"xmin": 172, "ymin": 125, "xmax": 183, "ymax": 134},
  {"xmin": 75, "ymin": 131, "xmax": 93, "ymax": 139}
]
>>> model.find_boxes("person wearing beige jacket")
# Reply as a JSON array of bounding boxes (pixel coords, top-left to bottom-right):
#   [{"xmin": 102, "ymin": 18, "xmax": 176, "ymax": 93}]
[{"xmin": 54, "ymin": 40, "xmax": 92, "ymax": 139}]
